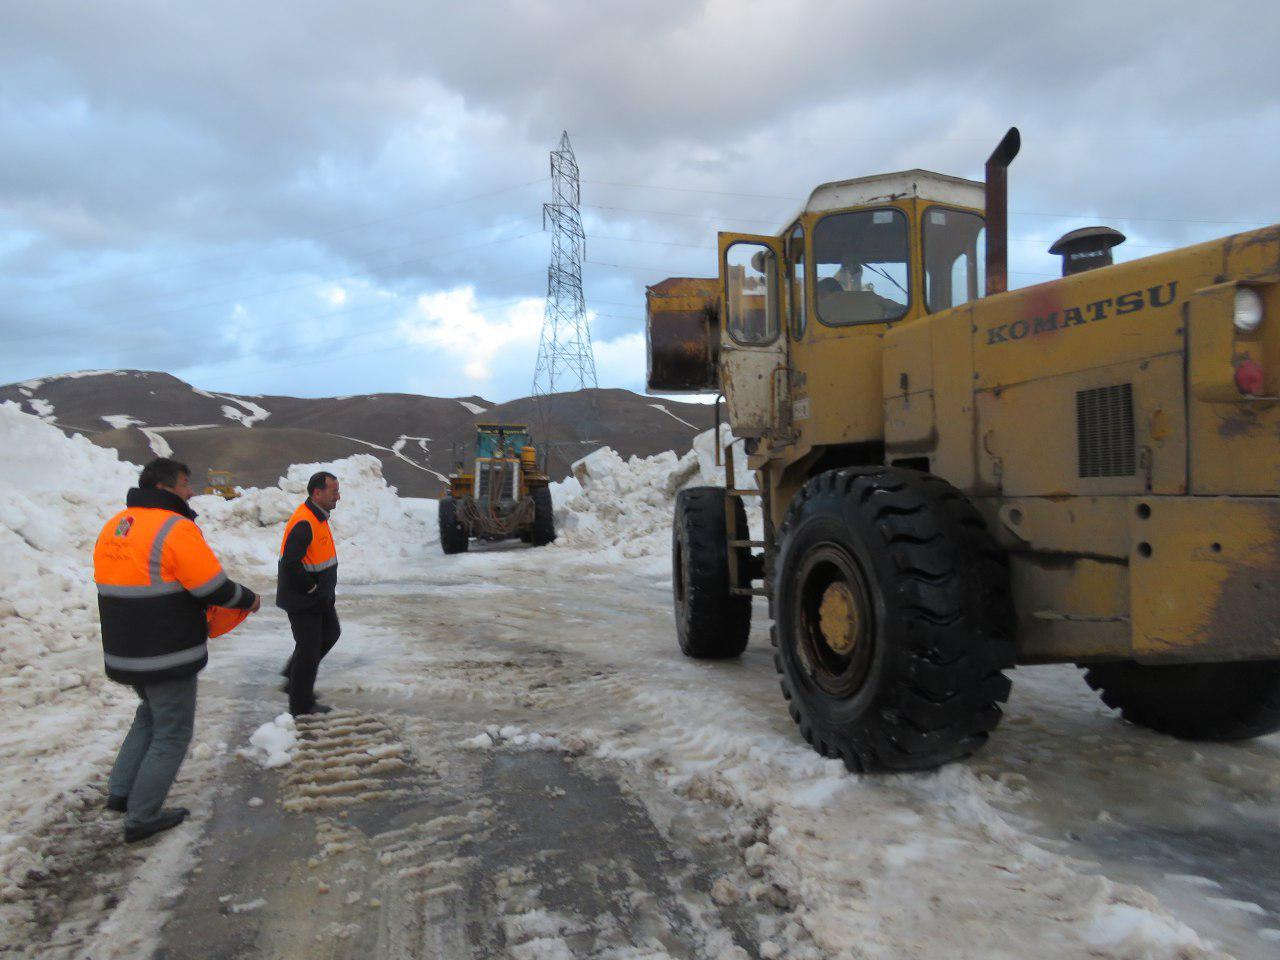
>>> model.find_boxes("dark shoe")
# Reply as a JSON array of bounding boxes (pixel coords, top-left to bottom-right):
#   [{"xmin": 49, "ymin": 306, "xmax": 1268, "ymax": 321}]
[
  {"xmin": 124, "ymin": 807, "xmax": 189, "ymax": 844},
  {"xmin": 292, "ymin": 702, "xmax": 332, "ymax": 717},
  {"xmin": 279, "ymin": 680, "xmax": 291, "ymax": 695},
  {"xmin": 106, "ymin": 794, "xmax": 128, "ymax": 813}
]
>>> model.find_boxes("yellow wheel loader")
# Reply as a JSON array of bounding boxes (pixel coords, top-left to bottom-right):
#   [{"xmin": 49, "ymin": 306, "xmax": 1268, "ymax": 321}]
[{"xmin": 647, "ymin": 128, "xmax": 1280, "ymax": 772}]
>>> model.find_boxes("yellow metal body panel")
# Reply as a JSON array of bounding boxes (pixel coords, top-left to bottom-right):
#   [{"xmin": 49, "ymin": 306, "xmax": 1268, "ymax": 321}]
[
  {"xmin": 1129, "ymin": 497, "xmax": 1280, "ymax": 663},
  {"xmin": 974, "ymin": 353, "xmax": 1188, "ymax": 497}
]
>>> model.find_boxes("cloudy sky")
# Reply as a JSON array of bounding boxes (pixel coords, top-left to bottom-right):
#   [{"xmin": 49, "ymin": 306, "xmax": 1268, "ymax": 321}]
[{"xmin": 2, "ymin": 1, "xmax": 1278, "ymax": 401}]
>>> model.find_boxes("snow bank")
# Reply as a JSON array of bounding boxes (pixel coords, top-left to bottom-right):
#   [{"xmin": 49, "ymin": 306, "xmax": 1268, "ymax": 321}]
[
  {"xmin": 550, "ymin": 426, "xmax": 754, "ymax": 561},
  {"xmin": 0, "ymin": 402, "xmax": 138, "ymax": 708},
  {"xmin": 192, "ymin": 453, "xmax": 438, "ymax": 583}
]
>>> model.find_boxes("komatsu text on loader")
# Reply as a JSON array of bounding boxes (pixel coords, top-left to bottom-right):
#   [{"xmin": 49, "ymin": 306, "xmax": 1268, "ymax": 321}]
[
  {"xmin": 646, "ymin": 128, "xmax": 1280, "ymax": 771},
  {"xmin": 438, "ymin": 423, "xmax": 555, "ymax": 553}
]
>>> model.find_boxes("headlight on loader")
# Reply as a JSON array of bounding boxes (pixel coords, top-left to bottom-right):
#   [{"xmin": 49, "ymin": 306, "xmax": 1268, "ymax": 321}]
[{"xmin": 1233, "ymin": 286, "xmax": 1264, "ymax": 332}]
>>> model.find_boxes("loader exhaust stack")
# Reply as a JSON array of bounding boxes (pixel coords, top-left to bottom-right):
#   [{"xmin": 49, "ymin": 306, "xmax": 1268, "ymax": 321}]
[{"xmin": 984, "ymin": 126, "xmax": 1021, "ymax": 296}]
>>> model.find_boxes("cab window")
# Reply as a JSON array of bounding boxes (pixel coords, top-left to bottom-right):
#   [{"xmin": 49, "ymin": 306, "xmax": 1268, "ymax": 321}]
[
  {"xmin": 924, "ymin": 207, "xmax": 985, "ymax": 311},
  {"xmin": 814, "ymin": 208, "xmax": 909, "ymax": 325},
  {"xmin": 724, "ymin": 241, "xmax": 779, "ymax": 345},
  {"xmin": 787, "ymin": 224, "xmax": 806, "ymax": 339}
]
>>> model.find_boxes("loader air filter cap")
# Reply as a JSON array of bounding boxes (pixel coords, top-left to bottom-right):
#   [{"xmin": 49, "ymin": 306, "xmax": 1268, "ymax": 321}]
[{"xmin": 1049, "ymin": 226, "xmax": 1126, "ymax": 276}]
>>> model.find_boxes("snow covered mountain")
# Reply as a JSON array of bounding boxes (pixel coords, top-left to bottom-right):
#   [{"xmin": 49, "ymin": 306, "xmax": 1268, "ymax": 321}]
[{"xmin": 0, "ymin": 370, "xmax": 715, "ymax": 496}]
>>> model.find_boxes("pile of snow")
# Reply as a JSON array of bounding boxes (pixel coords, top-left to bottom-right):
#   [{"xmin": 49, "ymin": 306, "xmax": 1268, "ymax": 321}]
[
  {"xmin": 0, "ymin": 402, "xmax": 139, "ymax": 708},
  {"xmin": 459, "ymin": 725, "xmax": 565, "ymax": 752},
  {"xmin": 550, "ymin": 426, "xmax": 755, "ymax": 561},
  {"xmin": 240, "ymin": 714, "xmax": 298, "ymax": 768},
  {"xmin": 192, "ymin": 454, "xmax": 438, "ymax": 583}
]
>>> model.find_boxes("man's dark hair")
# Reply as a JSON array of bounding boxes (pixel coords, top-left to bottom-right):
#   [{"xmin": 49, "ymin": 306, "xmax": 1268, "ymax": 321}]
[
  {"xmin": 139, "ymin": 457, "xmax": 191, "ymax": 490},
  {"xmin": 308, "ymin": 471, "xmax": 337, "ymax": 496}
]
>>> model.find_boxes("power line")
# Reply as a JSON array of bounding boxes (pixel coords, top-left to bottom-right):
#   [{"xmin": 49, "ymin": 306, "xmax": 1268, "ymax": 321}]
[
  {"xmin": 115, "ymin": 287, "xmax": 550, "ymax": 378},
  {"xmin": 0, "ymin": 227, "xmax": 542, "ymax": 347},
  {"xmin": 582, "ymin": 202, "xmax": 779, "ymax": 227},
  {"xmin": 591, "ymin": 230, "xmax": 1174, "ymax": 253},
  {"xmin": 583, "ymin": 181, "xmax": 1275, "ymax": 228},
  {"xmin": 19, "ymin": 177, "xmax": 549, "ymax": 298},
  {"xmin": 586, "ymin": 257, "xmax": 1060, "ymax": 280},
  {"xmin": 584, "ymin": 179, "xmax": 801, "ymax": 202}
]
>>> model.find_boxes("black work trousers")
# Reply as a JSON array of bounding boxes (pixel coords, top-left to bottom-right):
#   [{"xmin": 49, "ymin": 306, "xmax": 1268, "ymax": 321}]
[{"xmin": 284, "ymin": 606, "xmax": 341, "ymax": 715}]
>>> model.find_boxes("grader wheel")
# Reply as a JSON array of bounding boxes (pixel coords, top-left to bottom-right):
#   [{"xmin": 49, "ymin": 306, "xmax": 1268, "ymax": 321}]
[
  {"xmin": 530, "ymin": 486, "xmax": 556, "ymax": 546},
  {"xmin": 438, "ymin": 497, "xmax": 470, "ymax": 554}
]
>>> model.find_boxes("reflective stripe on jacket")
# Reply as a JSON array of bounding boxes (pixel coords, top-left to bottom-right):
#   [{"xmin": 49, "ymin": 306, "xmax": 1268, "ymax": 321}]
[
  {"xmin": 94, "ymin": 488, "xmax": 256, "ymax": 685},
  {"xmin": 275, "ymin": 499, "xmax": 339, "ymax": 612}
]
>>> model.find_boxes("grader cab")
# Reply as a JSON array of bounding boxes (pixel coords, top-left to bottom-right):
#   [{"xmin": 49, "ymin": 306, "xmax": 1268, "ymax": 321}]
[
  {"xmin": 647, "ymin": 128, "xmax": 1280, "ymax": 772},
  {"xmin": 438, "ymin": 423, "xmax": 556, "ymax": 554}
]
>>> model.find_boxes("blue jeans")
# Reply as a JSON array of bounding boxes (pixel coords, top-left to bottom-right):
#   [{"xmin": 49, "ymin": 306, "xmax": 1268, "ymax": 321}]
[{"xmin": 107, "ymin": 676, "xmax": 197, "ymax": 826}]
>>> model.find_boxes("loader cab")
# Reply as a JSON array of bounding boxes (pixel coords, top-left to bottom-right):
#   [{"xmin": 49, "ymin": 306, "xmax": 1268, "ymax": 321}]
[
  {"xmin": 787, "ymin": 170, "xmax": 988, "ymax": 332},
  {"xmin": 719, "ymin": 171, "xmax": 987, "ymax": 444},
  {"xmin": 646, "ymin": 170, "xmax": 988, "ymax": 445}
]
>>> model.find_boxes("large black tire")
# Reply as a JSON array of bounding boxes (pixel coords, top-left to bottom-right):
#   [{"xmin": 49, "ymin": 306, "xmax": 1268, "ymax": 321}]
[
  {"xmin": 1083, "ymin": 660, "xmax": 1280, "ymax": 740},
  {"xmin": 530, "ymin": 486, "xmax": 556, "ymax": 546},
  {"xmin": 438, "ymin": 497, "xmax": 469, "ymax": 554},
  {"xmin": 773, "ymin": 467, "xmax": 1015, "ymax": 772},
  {"xmin": 672, "ymin": 487, "xmax": 751, "ymax": 659}
]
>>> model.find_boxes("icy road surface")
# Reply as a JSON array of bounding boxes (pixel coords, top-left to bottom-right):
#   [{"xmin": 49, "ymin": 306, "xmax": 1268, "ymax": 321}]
[{"xmin": 8, "ymin": 542, "xmax": 1280, "ymax": 959}]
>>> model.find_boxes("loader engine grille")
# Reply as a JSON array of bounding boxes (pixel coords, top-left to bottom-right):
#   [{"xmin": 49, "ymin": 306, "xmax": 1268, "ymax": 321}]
[
  {"xmin": 475, "ymin": 460, "xmax": 519, "ymax": 499},
  {"xmin": 1076, "ymin": 383, "xmax": 1136, "ymax": 478}
]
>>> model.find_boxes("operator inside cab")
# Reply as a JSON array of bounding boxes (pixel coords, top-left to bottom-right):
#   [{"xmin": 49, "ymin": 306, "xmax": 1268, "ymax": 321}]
[{"xmin": 813, "ymin": 209, "xmax": 910, "ymax": 324}]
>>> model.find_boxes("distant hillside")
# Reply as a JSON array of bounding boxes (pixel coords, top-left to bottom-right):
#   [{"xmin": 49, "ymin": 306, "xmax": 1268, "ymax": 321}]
[{"xmin": 0, "ymin": 370, "xmax": 714, "ymax": 497}]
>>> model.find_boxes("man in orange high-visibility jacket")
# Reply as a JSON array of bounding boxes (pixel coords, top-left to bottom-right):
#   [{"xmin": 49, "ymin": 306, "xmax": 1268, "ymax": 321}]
[
  {"xmin": 276, "ymin": 471, "xmax": 341, "ymax": 717},
  {"xmin": 95, "ymin": 458, "xmax": 260, "ymax": 844}
]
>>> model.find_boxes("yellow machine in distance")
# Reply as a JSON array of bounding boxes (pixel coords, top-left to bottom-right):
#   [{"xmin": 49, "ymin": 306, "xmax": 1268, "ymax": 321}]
[
  {"xmin": 438, "ymin": 423, "xmax": 555, "ymax": 553},
  {"xmin": 646, "ymin": 128, "xmax": 1280, "ymax": 772},
  {"xmin": 203, "ymin": 469, "xmax": 238, "ymax": 500}
]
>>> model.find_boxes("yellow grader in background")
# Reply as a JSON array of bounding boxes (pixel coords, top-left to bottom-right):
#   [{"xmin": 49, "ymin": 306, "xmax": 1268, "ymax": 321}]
[
  {"xmin": 646, "ymin": 128, "xmax": 1280, "ymax": 772},
  {"xmin": 438, "ymin": 423, "xmax": 556, "ymax": 554},
  {"xmin": 203, "ymin": 469, "xmax": 238, "ymax": 499}
]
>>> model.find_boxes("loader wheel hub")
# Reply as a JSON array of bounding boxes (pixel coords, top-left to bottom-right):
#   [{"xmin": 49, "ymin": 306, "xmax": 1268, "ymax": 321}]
[
  {"xmin": 794, "ymin": 545, "xmax": 875, "ymax": 699},
  {"xmin": 818, "ymin": 581, "xmax": 860, "ymax": 656}
]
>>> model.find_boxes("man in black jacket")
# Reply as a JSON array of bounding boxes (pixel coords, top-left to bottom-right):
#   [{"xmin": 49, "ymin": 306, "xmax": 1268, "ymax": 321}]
[
  {"xmin": 276, "ymin": 472, "xmax": 341, "ymax": 716},
  {"xmin": 94, "ymin": 458, "xmax": 260, "ymax": 843}
]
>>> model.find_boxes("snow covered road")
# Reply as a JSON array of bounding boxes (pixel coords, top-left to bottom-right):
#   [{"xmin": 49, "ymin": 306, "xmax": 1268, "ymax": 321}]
[{"xmin": 10, "ymin": 541, "xmax": 1279, "ymax": 959}]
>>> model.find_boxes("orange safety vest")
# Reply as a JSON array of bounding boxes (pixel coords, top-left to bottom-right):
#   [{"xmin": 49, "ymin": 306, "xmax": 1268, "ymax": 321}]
[
  {"xmin": 94, "ymin": 504, "xmax": 236, "ymax": 682},
  {"xmin": 280, "ymin": 502, "xmax": 338, "ymax": 572}
]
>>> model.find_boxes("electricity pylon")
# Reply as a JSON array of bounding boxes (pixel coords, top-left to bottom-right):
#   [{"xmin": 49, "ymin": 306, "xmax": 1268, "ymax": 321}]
[{"xmin": 531, "ymin": 132, "xmax": 597, "ymax": 471}]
